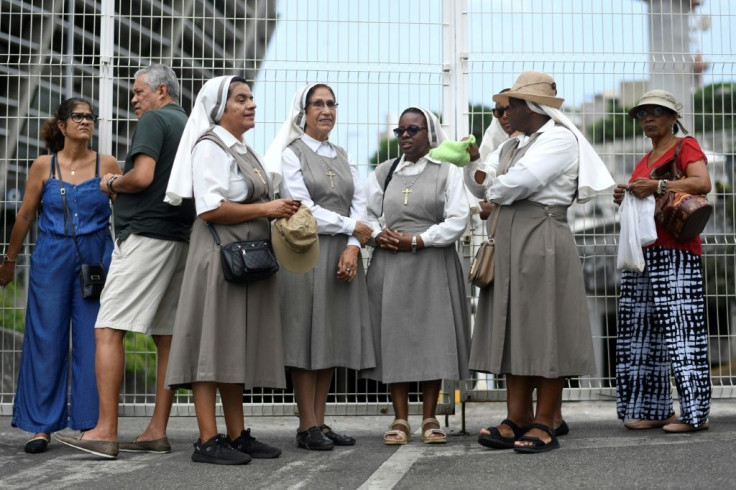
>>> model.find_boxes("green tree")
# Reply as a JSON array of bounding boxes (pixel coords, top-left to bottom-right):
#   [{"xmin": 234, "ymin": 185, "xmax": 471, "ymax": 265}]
[
  {"xmin": 587, "ymin": 100, "xmax": 638, "ymax": 143},
  {"xmin": 694, "ymin": 82, "xmax": 735, "ymax": 134}
]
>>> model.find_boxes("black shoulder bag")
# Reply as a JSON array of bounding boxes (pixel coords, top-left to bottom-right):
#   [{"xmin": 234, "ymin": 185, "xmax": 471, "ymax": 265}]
[
  {"xmin": 54, "ymin": 153, "xmax": 107, "ymax": 300},
  {"xmin": 207, "ymin": 223, "xmax": 279, "ymax": 284}
]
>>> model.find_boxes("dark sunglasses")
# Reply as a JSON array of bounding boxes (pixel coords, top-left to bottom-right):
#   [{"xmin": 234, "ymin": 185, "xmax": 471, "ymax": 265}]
[
  {"xmin": 634, "ymin": 106, "xmax": 670, "ymax": 120},
  {"xmin": 492, "ymin": 106, "xmax": 508, "ymax": 118},
  {"xmin": 308, "ymin": 100, "xmax": 338, "ymax": 110},
  {"xmin": 68, "ymin": 112, "xmax": 98, "ymax": 123},
  {"xmin": 393, "ymin": 125, "xmax": 427, "ymax": 137}
]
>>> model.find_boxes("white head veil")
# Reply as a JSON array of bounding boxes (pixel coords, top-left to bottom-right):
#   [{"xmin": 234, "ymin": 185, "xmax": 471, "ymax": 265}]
[
  {"xmin": 525, "ymin": 100, "xmax": 615, "ymax": 203},
  {"xmin": 264, "ymin": 83, "xmax": 321, "ymax": 191},
  {"xmin": 405, "ymin": 106, "xmax": 447, "ymax": 150},
  {"xmin": 165, "ymin": 75, "xmax": 236, "ymax": 205}
]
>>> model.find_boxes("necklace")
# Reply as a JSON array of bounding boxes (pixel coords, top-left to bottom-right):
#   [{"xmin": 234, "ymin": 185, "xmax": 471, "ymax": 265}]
[
  {"xmin": 316, "ymin": 156, "xmax": 337, "ymax": 189},
  {"xmin": 249, "ymin": 160, "xmax": 266, "ymax": 185},
  {"xmin": 399, "ymin": 169, "xmax": 423, "ymax": 205}
]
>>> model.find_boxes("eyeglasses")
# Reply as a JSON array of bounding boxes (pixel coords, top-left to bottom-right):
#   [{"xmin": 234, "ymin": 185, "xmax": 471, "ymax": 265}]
[
  {"xmin": 634, "ymin": 106, "xmax": 669, "ymax": 120},
  {"xmin": 308, "ymin": 100, "xmax": 338, "ymax": 110},
  {"xmin": 492, "ymin": 106, "xmax": 508, "ymax": 118},
  {"xmin": 68, "ymin": 112, "xmax": 98, "ymax": 123},
  {"xmin": 393, "ymin": 125, "xmax": 427, "ymax": 137}
]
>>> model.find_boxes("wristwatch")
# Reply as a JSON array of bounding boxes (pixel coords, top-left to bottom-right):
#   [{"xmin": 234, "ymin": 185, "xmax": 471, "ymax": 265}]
[
  {"xmin": 411, "ymin": 236, "xmax": 417, "ymax": 254},
  {"xmin": 3, "ymin": 255, "xmax": 16, "ymax": 263}
]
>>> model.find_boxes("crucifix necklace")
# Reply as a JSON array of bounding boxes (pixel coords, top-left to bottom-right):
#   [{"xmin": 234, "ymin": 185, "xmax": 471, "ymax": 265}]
[
  {"xmin": 399, "ymin": 171, "xmax": 422, "ymax": 205},
  {"xmin": 250, "ymin": 161, "xmax": 267, "ymax": 185},
  {"xmin": 316, "ymin": 156, "xmax": 337, "ymax": 189}
]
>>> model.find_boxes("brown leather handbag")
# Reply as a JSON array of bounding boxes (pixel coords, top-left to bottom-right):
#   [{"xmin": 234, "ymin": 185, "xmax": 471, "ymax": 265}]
[{"xmin": 649, "ymin": 137, "xmax": 712, "ymax": 242}]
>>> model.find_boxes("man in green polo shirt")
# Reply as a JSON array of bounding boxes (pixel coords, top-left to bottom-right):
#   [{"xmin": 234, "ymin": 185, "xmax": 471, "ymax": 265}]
[{"xmin": 57, "ymin": 64, "xmax": 195, "ymax": 459}]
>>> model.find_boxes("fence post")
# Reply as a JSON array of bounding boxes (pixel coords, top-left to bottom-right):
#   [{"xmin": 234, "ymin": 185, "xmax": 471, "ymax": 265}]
[{"xmin": 98, "ymin": 0, "xmax": 115, "ymax": 155}]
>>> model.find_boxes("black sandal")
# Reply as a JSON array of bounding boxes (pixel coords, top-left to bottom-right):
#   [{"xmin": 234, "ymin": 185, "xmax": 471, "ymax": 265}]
[
  {"xmin": 478, "ymin": 418, "xmax": 528, "ymax": 450},
  {"xmin": 513, "ymin": 423, "xmax": 560, "ymax": 454},
  {"xmin": 319, "ymin": 424, "xmax": 355, "ymax": 446}
]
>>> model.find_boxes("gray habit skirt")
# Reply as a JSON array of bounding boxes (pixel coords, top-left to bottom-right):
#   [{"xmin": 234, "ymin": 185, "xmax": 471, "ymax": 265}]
[
  {"xmin": 468, "ymin": 200, "xmax": 596, "ymax": 377},
  {"xmin": 166, "ymin": 218, "xmax": 286, "ymax": 390}
]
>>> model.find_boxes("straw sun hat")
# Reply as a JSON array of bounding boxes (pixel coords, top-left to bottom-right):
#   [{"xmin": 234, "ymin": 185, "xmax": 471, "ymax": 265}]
[{"xmin": 492, "ymin": 71, "xmax": 565, "ymax": 109}]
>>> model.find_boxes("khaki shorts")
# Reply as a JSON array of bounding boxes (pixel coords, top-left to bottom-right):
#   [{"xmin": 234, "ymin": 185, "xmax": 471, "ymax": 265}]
[{"xmin": 95, "ymin": 234, "xmax": 189, "ymax": 336}]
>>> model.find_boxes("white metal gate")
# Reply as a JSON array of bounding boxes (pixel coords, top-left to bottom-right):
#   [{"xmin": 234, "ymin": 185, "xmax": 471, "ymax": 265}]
[{"xmin": 1, "ymin": 0, "xmax": 734, "ymax": 418}]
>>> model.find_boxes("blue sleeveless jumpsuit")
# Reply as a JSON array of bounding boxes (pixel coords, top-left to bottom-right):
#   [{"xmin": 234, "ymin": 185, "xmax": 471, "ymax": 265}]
[{"xmin": 12, "ymin": 155, "xmax": 113, "ymax": 433}]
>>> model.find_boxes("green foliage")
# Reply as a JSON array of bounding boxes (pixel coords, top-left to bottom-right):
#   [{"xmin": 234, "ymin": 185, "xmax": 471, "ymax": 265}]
[
  {"xmin": 368, "ymin": 137, "xmax": 401, "ymax": 168},
  {"xmin": 693, "ymin": 82, "xmax": 735, "ymax": 134},
  {"xmin": 369, "ymin": 104, "xmax": 494, "ymax": 168},
  {"xmin": 468, "ymin": 103, "xmax": 494, "ymax": 144},
  {"xmin": 588, "ymin": 82, "xmax": 736, "ymax": 143},
  {"xmin": 587, "ymin": 100, "xmax": 638, "ymax": 143},
  {"xmin": 124, "ymin": 332, "xmax": 158, "ymax": 386},
  {"xmin": 1, "ymin": 282, "xmax": 25, "ymax": 333}
]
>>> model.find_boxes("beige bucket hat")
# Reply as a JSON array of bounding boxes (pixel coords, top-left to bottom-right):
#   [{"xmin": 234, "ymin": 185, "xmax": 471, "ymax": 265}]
[
  {"xmin": 627, "ymin": 89, "xmax": 689, "ymax": 134},
  {"xmin": 492, "ymin": 71, "xmax": 565, "ymax": 109},
  {"xmin": 271, "ymin": 205, "xmax": 320, "ymax": 274}
]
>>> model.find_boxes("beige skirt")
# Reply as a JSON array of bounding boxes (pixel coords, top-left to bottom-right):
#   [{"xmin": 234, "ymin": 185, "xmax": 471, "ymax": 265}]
[
  {"xmin": 469, "ymin": 200, "xmax": 596, "ymax": 377},
  {"xmin": 166, "ymin": 218, "xmax": 286, "ymax": 390}
]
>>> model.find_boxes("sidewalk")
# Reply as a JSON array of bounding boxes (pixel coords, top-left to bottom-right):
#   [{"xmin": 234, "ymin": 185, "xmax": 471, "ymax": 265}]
[{"xmin": 1, "ymin": 400, "xmax": 735, "ymax": 489}]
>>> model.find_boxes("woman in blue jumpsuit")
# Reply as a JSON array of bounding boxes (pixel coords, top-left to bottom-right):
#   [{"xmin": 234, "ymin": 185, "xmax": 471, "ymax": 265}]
[{"xmin": 0, "ymin": 98, "xmax": 120, "ymax": 453}]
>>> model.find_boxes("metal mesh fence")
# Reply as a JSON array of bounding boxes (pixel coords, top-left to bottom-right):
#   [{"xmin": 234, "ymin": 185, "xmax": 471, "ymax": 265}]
[{"xmin": 0, "ymin": 0, "xmax": 734, "ymax": 417}]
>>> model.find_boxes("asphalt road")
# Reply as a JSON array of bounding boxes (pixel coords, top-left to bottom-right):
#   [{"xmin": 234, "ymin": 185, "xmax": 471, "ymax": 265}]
[{"xmin": 1, "ymin": 400, "xmax": 735, "ymax": 489}]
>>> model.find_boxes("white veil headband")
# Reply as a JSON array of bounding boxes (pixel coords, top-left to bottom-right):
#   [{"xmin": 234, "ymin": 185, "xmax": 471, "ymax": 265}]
[
  {"xmin": 404, "ymin": 106, "xmax": 447, "ymax": 150},
  {"xmin": 526, "ymin": 100, "xmax": 615, "ymax": 203},
  {"xmin": 165, "ymin": 75, "xmax": 236, "ymax": 206},
  {"xmin": 264, "ymin": 83, "xmax": 321, "ymax": 191}
]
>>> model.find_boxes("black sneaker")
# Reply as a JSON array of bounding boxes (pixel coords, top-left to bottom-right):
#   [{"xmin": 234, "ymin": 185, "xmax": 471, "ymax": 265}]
[
  {"xmin": 296, "ymin": 426, "xmax": 334, "ymax": 451},
  {"xmin": 229, "ymin": 428, "xmax": 281, "ymax": 459},
  {"xmin": 192, "ymin": 434, "xmax": 251, "ymax": 465}
]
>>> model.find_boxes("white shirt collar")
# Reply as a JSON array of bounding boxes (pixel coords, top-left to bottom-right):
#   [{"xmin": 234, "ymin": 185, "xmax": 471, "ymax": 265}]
[
  {"xmin": 396, "ymin": 152, "xmax": 440, "ymax": 172},
  {"xmin": 213, "ymin": 125, "xmax": 248, "ymax": 154},
  {"xmin": 301, "ymin": 133, "xmax": 332, "ymax": 152}
]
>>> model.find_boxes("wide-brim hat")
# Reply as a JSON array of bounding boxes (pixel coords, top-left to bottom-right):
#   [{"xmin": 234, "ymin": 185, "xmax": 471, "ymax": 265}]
[
  {"xmin": 492, "ymin": 71, "xmax": 565, "ymax": 109},
  {"xmin": 271, "ymin": 206, "xmax": 320, "ymax": 274},
  {"xmin": 627, "ymin": 89, "xmax": 683, "ymax": 119}
]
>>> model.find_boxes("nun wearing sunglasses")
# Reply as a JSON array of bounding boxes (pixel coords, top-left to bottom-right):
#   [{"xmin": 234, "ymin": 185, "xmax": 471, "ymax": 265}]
[{"xmin": 363, "ymin": 107, "xmax": 470, "ymax": 446}]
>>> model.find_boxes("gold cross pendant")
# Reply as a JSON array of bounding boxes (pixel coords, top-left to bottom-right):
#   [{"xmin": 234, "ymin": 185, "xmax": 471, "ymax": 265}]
[
  {"xmin": 253, "ymin": 167, "xmax": 266, "ymax": 184},
  {"xmin": 402, "ymin": 188, "xmax": 412, "ymax": 205},
  {"xmin": 326, "ymin": 170, "xmax": 336, "ymax": 189}
]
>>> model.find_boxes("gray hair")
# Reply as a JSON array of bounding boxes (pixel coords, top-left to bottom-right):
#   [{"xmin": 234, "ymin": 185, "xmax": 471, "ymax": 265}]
[{"xmin": 134, "ymin": 64, "xmax": 180, "ymax": 101}]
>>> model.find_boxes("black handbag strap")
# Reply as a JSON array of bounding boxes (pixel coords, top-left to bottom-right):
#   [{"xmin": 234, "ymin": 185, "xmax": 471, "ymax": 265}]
[
  {"xmin": 54, "ymin": 153, "xmax": 103, "ymax": 264},
  {"xmin": 379, "ymin": 157, "xmax": 402, "ymax": 216},
  {"xmin": 206, "ymin": 222, "xmax": 223, "ymax": 247},
  {"xmin": 649, "ymin": 136, "xmax": 692, "ymax": 180}
]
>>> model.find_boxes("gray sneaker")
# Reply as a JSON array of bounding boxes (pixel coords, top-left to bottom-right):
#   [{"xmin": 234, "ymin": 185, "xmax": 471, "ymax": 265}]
[
  {"xmin": 119, "ymin": 436, "xmax": 172, "ymax": 453},
  {"xmin": 55, "ymin": 433, "xmax": 119, "ymax": 459}
]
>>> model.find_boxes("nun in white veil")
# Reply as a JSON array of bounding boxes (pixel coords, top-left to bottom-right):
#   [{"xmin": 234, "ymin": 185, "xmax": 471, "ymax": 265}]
[
  {"xmin": 166, "ymin": 76, "xmax": 297, "ymax": 465},
  {"xmin": 363, "ymin": 106, "xmax": 470, "ymax": 446},
  {"xmin": 263, "ymin": 83, "xmax": 375, "ymax": 451}
]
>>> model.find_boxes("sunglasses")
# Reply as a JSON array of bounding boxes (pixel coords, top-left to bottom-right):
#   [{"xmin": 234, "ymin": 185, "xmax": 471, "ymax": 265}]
[
  {"xmin": 308, "ymin": 100, "xmax": 338, "ymax": 110},
  {"xmin": 68, "ymin": 112, "xmax": 98, "ymax": 123},
  {"xmin": 393, "ymin": 125, "xmax": 427, "ymax": 137},
  {"xmin": 492, "ymin": 106, "xmax": 508, "ymax": 118},
  {"xmin": 634, "ymin": 106, "xmax": 670, "ymax": 120}
]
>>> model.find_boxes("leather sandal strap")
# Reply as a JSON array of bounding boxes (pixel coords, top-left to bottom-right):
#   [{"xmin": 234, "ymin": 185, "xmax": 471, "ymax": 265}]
[{"xmin": 389, "ymin": 419, "xmax": 411, "ymax": 432}]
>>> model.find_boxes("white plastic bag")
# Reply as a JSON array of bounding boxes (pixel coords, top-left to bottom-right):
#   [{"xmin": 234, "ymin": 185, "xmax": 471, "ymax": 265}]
[
  {"xmin": 617, "ymin": 193, "xmax": 646, "ymax": 272},
  {"xmin": 636, "ymin": 195, "xmax": 657, "ymax": 246}
]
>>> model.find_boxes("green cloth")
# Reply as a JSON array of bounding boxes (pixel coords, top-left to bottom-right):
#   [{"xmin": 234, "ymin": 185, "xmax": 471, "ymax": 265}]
[
  {"xmin": 428, "ymin": 134, "xmax": 476, "ymax": 167},
  {"xmin": 114, "ymin": 103, "xmax": 195, "ymax": 242}
]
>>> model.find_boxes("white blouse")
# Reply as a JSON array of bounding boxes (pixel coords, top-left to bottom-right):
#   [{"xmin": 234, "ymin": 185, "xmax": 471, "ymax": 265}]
[
  {"xmin": 280, "ymin": 133, "xmax": 367, "ymax": 248},
  {"xmin": 366, "ymin": 154, "xmax": 469, "ymax": 247},
  {"xmin": 191, "ymin": 125, "xmax": 254, "ymax": 215},
  {"xmin": 464, "ymin": 120, "xmax": 579, "ymax": 206}
]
